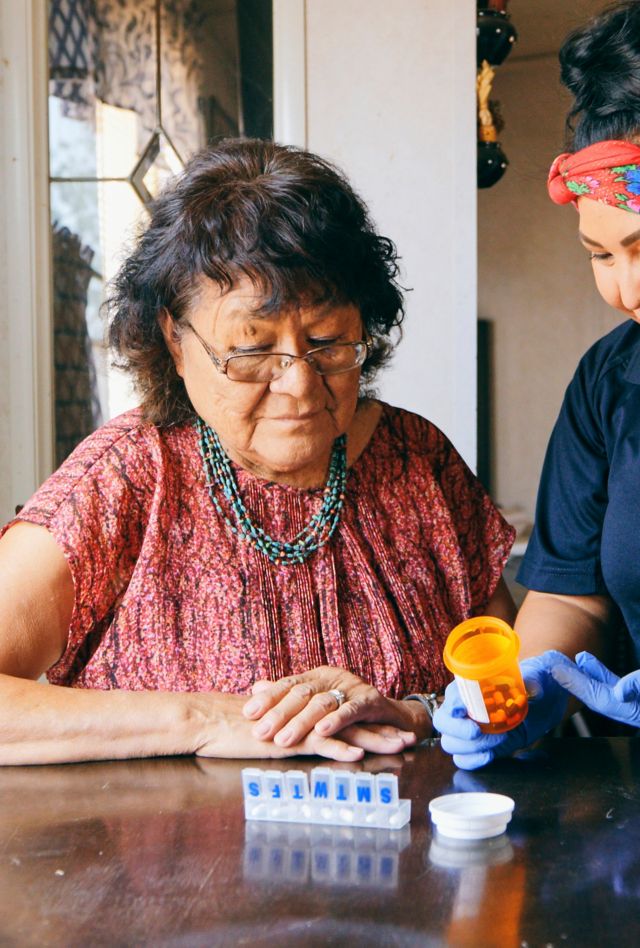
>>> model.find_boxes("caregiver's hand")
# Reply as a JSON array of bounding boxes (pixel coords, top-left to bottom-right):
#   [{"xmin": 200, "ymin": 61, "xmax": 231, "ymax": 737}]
[
  {"xmin": 549, "ymin": 650, "xmax": 640, "ymax": 727},
  {"xmin": 432, "ymin": 654, "xmax": 568, "ymax": 770},
  {"xmin": 242, "ymin": 666, "xmax": 422, "ymax": 754}
]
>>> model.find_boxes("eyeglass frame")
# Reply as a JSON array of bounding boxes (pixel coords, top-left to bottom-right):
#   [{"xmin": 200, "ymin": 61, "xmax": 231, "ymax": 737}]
[{"xmin": 181, "ymin": 319, "xmax": 371, "ymax": 382}]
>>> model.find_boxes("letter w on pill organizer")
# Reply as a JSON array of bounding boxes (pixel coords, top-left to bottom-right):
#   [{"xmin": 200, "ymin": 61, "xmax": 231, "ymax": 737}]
[{"xmin": 241, "ymin": 767, "xmax": 411, "ymax": 830}]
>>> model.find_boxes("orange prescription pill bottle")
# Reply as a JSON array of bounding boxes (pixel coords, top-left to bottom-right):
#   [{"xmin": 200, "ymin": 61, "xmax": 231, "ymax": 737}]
[{"xmin": 443, "ymin": 617, "xmax": 528, "ymax": 734}]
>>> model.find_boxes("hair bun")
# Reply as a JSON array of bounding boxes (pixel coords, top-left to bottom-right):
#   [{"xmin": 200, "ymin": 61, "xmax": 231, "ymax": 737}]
[{"xmin": 559, "ymin": 1, "xmax": 640, "ymax": 149}]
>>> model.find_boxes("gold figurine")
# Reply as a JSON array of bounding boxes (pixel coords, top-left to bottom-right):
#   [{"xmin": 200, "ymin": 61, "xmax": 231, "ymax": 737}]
[{"xmin": 477, "ymin": 59, "xmax": 497, "ymax": 142}]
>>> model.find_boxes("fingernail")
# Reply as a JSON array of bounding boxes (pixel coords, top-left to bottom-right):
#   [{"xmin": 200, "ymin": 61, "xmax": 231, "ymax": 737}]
[
  {"xmin": 278, "ymin": 728, "xmax": 292, "ymax": 744},
  {"xmin": 254, "ymin": 721, "xmax": 270, "ymax": 738},
  {"xmin": 244, "ymin": 699, "xmax": 260, "ymax": 716},
  {"xmin": 315, "ymin": 720, "xmax": 331, "ymax": 733}
]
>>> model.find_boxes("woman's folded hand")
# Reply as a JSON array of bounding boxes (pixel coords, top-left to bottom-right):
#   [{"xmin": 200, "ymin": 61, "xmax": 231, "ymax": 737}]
[
  {"xmin": 240, "ymin": 666, "xmax": 423, "ymax": 754},
  {"xmin": 191, "ymin": 691, "xmax": 370, "ymax": 761}
]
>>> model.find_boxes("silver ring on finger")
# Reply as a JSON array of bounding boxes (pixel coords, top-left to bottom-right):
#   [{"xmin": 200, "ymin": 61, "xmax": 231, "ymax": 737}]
[{"xmin": 327, "ymin": 688, "xmax": 346, "ymax": 708}]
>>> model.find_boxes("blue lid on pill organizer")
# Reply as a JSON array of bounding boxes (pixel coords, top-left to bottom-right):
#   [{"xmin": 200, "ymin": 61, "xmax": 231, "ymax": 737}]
[{"xmin": 428, "ymin": 792, "xmax": 515, "ymax": 840}]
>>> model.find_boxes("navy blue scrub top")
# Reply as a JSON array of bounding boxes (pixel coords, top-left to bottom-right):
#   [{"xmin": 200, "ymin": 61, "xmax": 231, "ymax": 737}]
[{"xmin": 517, "ymin": 320, "xmax": 640, "ymax": 659}]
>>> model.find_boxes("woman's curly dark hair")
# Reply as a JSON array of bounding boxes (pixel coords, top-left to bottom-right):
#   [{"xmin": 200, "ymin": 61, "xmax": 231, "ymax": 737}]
[
  {"xmin": 107, "ymin": 138, "xmax": 405, "ymax": 425},
  {"xmin": 560, "ymin": 0, "xmax": 640, "ymax": 150}
]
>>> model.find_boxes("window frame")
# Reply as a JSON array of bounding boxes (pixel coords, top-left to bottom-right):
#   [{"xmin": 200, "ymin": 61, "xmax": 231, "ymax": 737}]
[{"xmin": 0, "ymin": 0, "xmax": 302, "ymax": 520}]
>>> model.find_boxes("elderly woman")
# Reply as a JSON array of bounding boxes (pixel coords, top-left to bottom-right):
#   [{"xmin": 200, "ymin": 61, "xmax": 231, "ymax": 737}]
[
  {"xmin": 0, "ymin": 139, "xmax": 514, "ymax": 764},
  {"xmin": 435, "ymin": 1, "xmax": 640, "ymax": 768}
]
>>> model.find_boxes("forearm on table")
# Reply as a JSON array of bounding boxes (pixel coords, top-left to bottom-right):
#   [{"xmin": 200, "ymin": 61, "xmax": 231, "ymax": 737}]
[
  {"xmin": 0, "ymin": 674, "xmax": 246, "ymax": 765},
  {"xmin": 515, "ymin": 590, "xmax": 615, "ymax": 661}
]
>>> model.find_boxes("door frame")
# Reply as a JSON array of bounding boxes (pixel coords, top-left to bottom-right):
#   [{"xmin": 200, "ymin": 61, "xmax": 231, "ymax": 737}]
[
  {"xmin": 0, "ymin": 0, "xmax": 52, "ymax": 517},
  {"xmin": 273, "ymin": 0, "xmax": 306, "ymax": 147}
]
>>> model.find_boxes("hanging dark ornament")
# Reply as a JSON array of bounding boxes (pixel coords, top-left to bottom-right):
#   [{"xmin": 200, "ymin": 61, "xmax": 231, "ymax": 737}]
[
  {"xmin": 477, "ymin": 0, "xmax": 518, "ymax": 66},
  {"xmin": 478, "ymin": 141, "xmax": 509, "ymax": 188},
  {"xmin": 476, "ymin": 0, "xmax": 515, "ymax": 189},
  {"xmin": 476, "ymin": 60, "xmax": 508, "ymax": 188}
]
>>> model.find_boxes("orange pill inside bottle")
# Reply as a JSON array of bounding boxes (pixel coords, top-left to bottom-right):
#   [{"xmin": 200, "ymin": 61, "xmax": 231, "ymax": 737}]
[{"xmin": 443, "ymin": 617, "xmax": 528, "ymax": 734}]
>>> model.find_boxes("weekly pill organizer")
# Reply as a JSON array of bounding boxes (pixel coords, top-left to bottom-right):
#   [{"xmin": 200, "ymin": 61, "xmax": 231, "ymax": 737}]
[
  {"xmin": 242, "ymin": 767, "xmax": 517, "ymax": 842},
  {"xmin": 242, "ymin": 767, "xmax": 411, "ymax": 829}
]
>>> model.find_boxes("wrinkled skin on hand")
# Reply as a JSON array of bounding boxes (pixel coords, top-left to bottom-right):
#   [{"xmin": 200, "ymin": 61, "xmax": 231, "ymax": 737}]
[{"xmin": 241, "ymin": 665, "xmax": 423, "ymax": 756}]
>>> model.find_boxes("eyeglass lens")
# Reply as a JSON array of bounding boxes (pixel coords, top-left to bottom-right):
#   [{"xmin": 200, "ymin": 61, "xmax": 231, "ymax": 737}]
[{"xmin": 226, "ymin": 342, "xmax": 366, "ymax": 382}]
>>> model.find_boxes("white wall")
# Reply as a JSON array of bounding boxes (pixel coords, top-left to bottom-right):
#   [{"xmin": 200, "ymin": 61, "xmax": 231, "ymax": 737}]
[{"xmin": 276, "ymin": 0, "xmax": 478, "ymax": 466}]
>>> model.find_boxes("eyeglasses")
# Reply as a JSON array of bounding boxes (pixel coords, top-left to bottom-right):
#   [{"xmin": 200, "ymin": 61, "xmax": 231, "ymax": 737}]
[{"xmin": 183, "ymin": 321, "xmax": 369, "ymax": 383}]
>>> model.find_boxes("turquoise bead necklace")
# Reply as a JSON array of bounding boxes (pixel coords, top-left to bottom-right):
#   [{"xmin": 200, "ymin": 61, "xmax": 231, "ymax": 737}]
[{"xmin": 196, "ymin": 417, "xmax": 347, "ymax": 565}]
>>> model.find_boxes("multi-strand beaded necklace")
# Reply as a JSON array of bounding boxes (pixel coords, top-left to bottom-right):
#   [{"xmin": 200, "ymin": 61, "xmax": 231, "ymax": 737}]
[{"xmin": 196, "ymin": 417, "xmax": 347, "ymax": 565}]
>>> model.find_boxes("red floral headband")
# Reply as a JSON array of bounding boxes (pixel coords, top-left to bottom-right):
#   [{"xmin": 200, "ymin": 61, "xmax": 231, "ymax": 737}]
[{"xmin": 547, "ymin": 140, "xmax": 640, "ymax": 213}]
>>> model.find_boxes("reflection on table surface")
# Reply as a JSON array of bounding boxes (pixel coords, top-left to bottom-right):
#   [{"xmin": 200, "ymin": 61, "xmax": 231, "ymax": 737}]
[
  {"xmin": 244, "ymin": 821, "xmax": 411, "ymax": 889},
  {"xmin": 2, "ymin": 738, "xmax": 640, "ymax": 947}
]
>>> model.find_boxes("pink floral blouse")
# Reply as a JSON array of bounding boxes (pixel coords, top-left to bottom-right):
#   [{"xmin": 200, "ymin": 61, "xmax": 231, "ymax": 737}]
[{"xmin": 6, "ymin": 403, "xmax": 514, "ymax": 697}]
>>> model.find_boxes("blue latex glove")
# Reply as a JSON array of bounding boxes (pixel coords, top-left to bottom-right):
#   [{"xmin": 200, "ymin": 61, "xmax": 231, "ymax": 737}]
[
  {"xmin": 549, "ymin": 650, "xmax": 640, "ymax": 726},
  {"xmin": 433, "ymin": 653, "xmax": 568, "ymax": 770}
]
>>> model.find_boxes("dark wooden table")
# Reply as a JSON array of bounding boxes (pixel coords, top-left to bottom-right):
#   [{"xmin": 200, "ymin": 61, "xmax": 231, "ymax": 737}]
[{"xmin": 2, "ymin": 737, "xmax": 640, "ymax": 947}]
